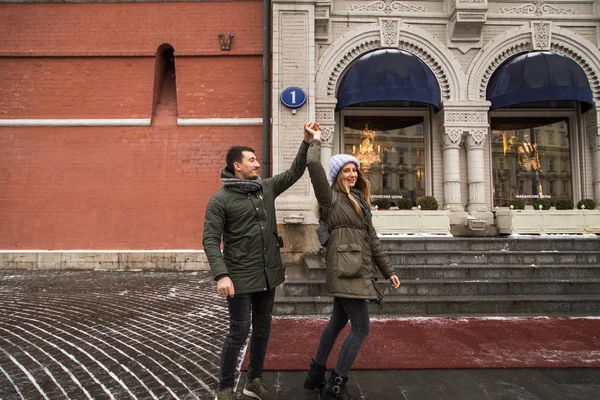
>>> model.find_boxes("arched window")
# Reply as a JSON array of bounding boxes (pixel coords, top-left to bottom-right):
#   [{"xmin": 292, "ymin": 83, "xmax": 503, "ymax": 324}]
[{"xmin": 151, "ymin": 44, "xmax": 178, "ymax": 125}]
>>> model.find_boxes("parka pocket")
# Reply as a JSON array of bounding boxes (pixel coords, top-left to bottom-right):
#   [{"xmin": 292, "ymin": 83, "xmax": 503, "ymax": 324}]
[
  {"xmin": 335, "ymin": 243, "xmax": 363, "ymax": 278},
  {"xmin": 224, "ymin": 237, "xmax": 249, "ymax": 263}
]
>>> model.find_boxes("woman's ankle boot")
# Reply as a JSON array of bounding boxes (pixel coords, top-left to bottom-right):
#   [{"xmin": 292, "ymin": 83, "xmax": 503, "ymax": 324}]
[
  {"xmin": 303, "ymin": 359, "xmax": 326, "ymax": 391},
  {"xmin": 320, "ymin": 371, "xmax": 357, "ymax": 400}
]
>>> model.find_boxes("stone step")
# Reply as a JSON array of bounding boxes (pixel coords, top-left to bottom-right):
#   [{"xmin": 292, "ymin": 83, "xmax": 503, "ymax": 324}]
[
  {"xmin": 379, "ymin": 237, "xmax": 600, "ymax": 252},
  {"xmin": 273, "ymin": 294, "xmax": 600, "ymax": 316},
  {"xmin": 385, "ymin": 250, "xmax": 600, "ymax": 266},
  {"xmin": 293, "ymin": 239, "xmax": 600, "ymax": 317},
  {"xmin": 281, "ymin": 278, "xmax": 600, "ymax": 297},
  {"xmin": 301, "ymin": 264, "xmax": 600, "ymax": 280}
]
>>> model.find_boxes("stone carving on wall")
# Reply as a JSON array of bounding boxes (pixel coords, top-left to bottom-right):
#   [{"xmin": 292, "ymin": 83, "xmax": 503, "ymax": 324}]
[
  {"xmin": 498, "ymin": 1, "xmax": 576, "ymax": 16},
  {"xmin": 315, "ymin": 110, "xmax": 334, "ymax": 122},
  {"xmin": 445, "ymin": 112, "xmax": 487, "ymax": 124},
  {"xmin": 347, "ymin": 0, "xmax": 428, "ymax": 14},
  {"xmin": 531, "ymin": 21, "xmax": 551, "ymax": 51},
  {"xmin": 380, "ymin": 18, "xmax": 400, "ymax": 47}
]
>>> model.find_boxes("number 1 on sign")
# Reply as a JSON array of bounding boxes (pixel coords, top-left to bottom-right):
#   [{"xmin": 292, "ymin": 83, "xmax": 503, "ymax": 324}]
[{"xmin": 290, "ymin": 91, "xmax": 296, "ymax": 104}]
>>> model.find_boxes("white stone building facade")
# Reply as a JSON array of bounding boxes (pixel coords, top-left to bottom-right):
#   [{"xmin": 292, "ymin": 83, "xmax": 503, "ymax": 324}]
[{"xmin": 272, "ymin": 0, "xmax": 600, "ymax": 251}]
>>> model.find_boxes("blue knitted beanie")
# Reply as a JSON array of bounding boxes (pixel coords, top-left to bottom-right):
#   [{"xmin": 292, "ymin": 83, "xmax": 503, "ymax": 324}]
[{"xmin": 329, "ymin": 154, "xmax": 360, "ymax": 182}]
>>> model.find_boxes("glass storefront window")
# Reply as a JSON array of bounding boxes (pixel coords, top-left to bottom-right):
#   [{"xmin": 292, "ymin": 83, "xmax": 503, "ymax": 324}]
[
  {"xmin": 491, "ymin": 117, "xmax": 572, "ymax": 207},
  {"xmin": 343, "ymin": 116, "xmax": 425, "ymax": 206}
]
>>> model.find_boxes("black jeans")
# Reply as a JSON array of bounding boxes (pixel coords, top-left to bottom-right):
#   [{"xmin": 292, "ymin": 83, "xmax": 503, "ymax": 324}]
[
  {"xmin": 313, "ymin": 296, "xmax": 370, "ymax": 376},
  {"xmin": 219, "ymin": 289, "xmax": 275, "ymax": 389}
]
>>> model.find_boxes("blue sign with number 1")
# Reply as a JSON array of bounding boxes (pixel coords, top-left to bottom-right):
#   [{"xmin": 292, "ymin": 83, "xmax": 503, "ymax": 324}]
[{"xmin": 280, "ymin": 87, "xmax": 307, "ymax": 109}]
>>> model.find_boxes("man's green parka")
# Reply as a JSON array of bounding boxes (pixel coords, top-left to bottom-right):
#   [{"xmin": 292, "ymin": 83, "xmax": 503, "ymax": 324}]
[{"xmin": 202, "ymin": 141, "xmax": 309, "ymax": 294}]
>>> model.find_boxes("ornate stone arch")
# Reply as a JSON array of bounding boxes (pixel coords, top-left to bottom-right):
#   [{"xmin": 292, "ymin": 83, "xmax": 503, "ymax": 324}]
[
  {"xmin": 467, "ymin": 23, "xmax": 600, "ymax": 102},
  {"xmin": 315, "ymin": 21, "xmax": 466, "ymax": 103}
]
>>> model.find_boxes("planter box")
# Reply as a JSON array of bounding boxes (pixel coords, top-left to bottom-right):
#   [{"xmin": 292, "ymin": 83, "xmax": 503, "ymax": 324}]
[
  {"xmin": 372, "ymin": 210, "xmax": 451, "ymax": 235},
  {"xmin": 496, "ymin": 209, "xmax": 600, "ymax": 235}
]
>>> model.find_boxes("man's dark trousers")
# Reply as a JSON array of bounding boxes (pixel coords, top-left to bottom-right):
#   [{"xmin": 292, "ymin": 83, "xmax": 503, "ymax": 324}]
[{"xmin": 219, "ymin": 289, "xmax": 275, "ymax": 389}]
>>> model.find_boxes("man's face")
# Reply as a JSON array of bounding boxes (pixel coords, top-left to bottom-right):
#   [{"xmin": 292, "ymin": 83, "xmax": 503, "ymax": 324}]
[{"xmin": 234, "ymin": 151, "xmax": 260, "ymax": 179}]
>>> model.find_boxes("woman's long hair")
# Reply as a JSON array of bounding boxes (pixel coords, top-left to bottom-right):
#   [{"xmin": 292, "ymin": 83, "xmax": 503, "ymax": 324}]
[{"xmin": 333, "ymin": 164, "xmax": 372, "ymax": 216}]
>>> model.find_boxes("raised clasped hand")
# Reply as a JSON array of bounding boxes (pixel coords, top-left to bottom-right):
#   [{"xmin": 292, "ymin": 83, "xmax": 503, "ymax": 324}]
[{"xmin": 304, "ymin": 122, "xmax": 322, "ymax": 142}]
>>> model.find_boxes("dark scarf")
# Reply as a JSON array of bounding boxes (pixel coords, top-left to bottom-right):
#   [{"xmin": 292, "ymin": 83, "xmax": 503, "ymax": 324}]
[
  {"xmin": 221, "ymin": 168, "xmax": 263, "ymax": 194},
  {"xmin": 350, "ymin": 188, "xmax": 371, "ymax": 218}
]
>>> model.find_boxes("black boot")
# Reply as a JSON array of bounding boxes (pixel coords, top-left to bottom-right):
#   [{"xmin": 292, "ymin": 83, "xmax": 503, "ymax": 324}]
[
  {"xmin": 320, "ymin": 370, "xmax": 358, "ymax": 400},
  {"xmin": 303, "ymin": 359, "xmax": 326, "ymax": 391}
]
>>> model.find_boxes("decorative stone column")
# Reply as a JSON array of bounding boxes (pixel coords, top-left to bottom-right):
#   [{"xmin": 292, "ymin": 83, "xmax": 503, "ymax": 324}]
[
  {"xmin": 586, "ymin": 108, "xmax": 600, "ymax": 206},
  {"xmin": 442, "ymin": 103, "xmax": 490, "ymax": 215},
  {"xmin": 440, "ymin": 128, "xmax": 464, "ymax": 212},
  {"xmin": 591, "ymin": 135, "xmax": 600, "ymax": 205},
  {"xmin": 465, "ymin": 129, "xmax": 488, "ymax": 212}
]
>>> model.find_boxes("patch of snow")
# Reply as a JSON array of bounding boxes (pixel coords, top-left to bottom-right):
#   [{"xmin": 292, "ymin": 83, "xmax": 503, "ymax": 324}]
[
  {"xmin": 508, "ymin": 233, "xmax": 598, "ymax": 239},
  {"xmin": 378, "ymin": 233, "xmax": 453, "ymax": 237}
]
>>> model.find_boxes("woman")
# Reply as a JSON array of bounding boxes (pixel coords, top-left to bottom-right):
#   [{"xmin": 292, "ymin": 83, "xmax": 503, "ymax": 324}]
[{"xmin": 302, "ymin": 122, "xmax": 400, "ymax": 400}]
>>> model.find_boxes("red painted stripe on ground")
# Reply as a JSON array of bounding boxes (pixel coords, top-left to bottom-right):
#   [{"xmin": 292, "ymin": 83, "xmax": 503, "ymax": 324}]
[{"xmin": 242, "ymin": 317, "xmax": 600, "ymax": 370}]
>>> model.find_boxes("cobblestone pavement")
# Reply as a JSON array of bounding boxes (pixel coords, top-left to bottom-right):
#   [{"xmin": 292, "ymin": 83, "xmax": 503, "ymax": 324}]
[
  {"xmin": 2, "ymin": 270, "xmax": 600, "ymax": 400},
  {"xmin": 0, "ymin": 270, "xmax": 226, "ymax": 400}
]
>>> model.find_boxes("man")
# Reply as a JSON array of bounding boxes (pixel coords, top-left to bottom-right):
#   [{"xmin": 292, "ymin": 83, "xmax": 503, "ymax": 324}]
[{"xmin": 203, "ymin": 129, "xmax": 313, "ymax": 400}]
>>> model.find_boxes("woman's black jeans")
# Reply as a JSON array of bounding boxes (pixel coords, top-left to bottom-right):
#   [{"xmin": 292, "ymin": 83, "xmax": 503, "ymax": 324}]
[
  {"xmin": 219, "ymin": 289, "xmax": 275, "ymax": 389},
  {"xmin": 314, "ymin": 296, "xmax": 370, "ymax": 376}
]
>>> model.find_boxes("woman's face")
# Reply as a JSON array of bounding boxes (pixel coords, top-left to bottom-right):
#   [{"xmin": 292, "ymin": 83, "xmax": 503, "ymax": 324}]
[{"xmin": 339, "ymin": 162, "xmax": 358, "ymax": 188}]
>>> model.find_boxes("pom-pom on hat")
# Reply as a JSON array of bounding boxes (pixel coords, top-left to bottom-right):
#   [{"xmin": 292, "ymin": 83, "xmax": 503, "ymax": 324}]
[{"xmin": 329, "ymin": 154, "xmax": 360, "ymax": 182}]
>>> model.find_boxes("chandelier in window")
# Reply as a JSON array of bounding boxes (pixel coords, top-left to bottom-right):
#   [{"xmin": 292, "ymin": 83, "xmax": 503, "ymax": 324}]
[{"xmin": 352, "ymin": 124, "xmax": 381, "ymax": 170}]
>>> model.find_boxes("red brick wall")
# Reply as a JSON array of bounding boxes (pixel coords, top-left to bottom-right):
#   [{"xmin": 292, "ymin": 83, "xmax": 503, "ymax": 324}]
[
  {"xmin": 0, "ymin": 1, "xmax": 266, "ymax": 249},
  {"xmin": 0, "ymin": 126, "xmax": 262, "ymax": 249},
  {"xmin": 0, "ymin": 58, "xmax": 155, "ymax": 118},
  {"xmin": 177, "ymin": 56, "xmax": 263, "ymax": 118},
  {"xmin": 0, "ymin": 2, "xmax": 263, "ymax": 56}
]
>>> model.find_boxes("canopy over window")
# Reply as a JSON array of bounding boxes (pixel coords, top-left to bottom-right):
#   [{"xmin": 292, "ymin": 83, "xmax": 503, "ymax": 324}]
[
  {"xmin": 336, "ymin": 49, "xmax": 441, "ymax": 111},
  {"xmin": 487, "ymin": 52, "xmax": 594, "ymax": 112}
]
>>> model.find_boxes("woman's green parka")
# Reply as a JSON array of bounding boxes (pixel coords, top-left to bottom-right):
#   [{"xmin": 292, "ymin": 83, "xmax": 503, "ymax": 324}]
[{"xmin": 307, "ymin": 139, "xmax": 395, "ymax": 301}]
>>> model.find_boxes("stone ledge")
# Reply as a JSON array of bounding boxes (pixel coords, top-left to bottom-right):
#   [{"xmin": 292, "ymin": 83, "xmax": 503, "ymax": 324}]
[{"xmin": 0, "ymin": 251, "xmax": 210, "ymax": 271}]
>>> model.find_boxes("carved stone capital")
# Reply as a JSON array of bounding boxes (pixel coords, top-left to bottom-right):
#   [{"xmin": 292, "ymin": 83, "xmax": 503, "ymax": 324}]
[
  {"xmin": 441, "ymin": 128, "xmax": 464, "ymax": 147},
  {"xmin": 465, "ymin": 129, "xmax": 487, "ymax": 148},
  {"xmin": 590, "ymin": 134, "xmax": 600, "ymax": 150},
  {"xmin": 320, "ymin": 126, "xmax": 334, "ymax": 143}
]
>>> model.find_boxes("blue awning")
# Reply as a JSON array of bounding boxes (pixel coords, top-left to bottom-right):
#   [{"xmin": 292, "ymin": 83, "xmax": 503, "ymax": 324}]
[
  {"xmin": 487, "ymin": 51, "xmax": 594, "ymax": 112},
  {"xmin": 336, "ymin": 49, "xmax": 441, "ymax": 111}
]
